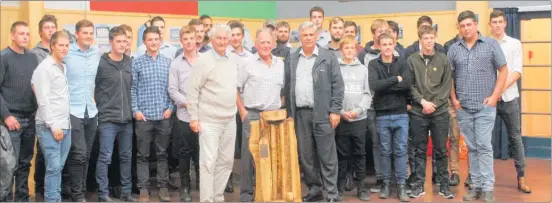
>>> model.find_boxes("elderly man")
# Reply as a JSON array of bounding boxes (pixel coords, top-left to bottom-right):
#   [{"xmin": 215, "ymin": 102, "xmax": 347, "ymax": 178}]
[
  {"xmin": 284, "ymin": 21, "xmax": 344, "ymax": 202},
  {"xmin": 237, "ymin": 28, "xmax": 285, "ymax": 202},
  {"xmin": 187, "ymin": 24, "xmax": 241, "ymax": 202}
]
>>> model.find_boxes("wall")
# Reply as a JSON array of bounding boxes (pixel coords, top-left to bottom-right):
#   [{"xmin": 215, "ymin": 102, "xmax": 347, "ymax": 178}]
[
  {"xmin": 199, "ymin": 1, "xmax": 276, "ymax": 19},
  {"xmin": 489, "ymin": 1, "xmax": 551, "ymax": 8}
]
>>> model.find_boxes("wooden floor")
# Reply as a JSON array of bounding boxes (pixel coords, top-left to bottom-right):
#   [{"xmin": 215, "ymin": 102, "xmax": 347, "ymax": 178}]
[{"xmin": 31, "ymin": 158, "xmax": 551, "ymax": 202}]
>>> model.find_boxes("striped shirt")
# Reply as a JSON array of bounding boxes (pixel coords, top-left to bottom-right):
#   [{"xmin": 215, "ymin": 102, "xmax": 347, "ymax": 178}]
[
  {"xmin": 448, "ymin": 33, "xmax": 507, "ymax": 112},
  {"xmin": 168, "ymin": 53, "xmax": 195, "ymax": 122},
  {"xmin": 238, "ymin": 53, "xmax": 284, "ymax": 111},
  {"xmin": 131, "ymin": 53, "xmax": 174, "ymax": 121}
]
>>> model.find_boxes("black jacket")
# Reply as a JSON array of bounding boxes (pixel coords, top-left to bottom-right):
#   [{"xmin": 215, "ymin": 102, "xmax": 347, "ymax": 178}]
[
  {"xmin": 95, "ymin": 53, "xmax": 133, "ymax": 124},
  {"xmin": 403, "ymin": 40, "xmax": 446, "ymax": 59},
  {"xmin": 444, "ymin": 35, "xmax": 460, "ymax": 54},
  {"xmin": 368, "ymin": 55, "xmax": 411, "ymax": 116}
]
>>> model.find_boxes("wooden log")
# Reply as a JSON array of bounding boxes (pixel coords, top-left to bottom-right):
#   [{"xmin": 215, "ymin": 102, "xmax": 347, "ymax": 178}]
[
  {"xmin": 258, "ymin": 125, "xmax": 272, "ymax": 202},
  {"xmin": 270, "ymin": 124, "xmax": 278, "ymax": 200},
  {"xmin": 279, "ymin": 121, "xmax": 288, "ymax": 200},
  {"xmin": 249, "ymin": 120, "xmax": 263, "ymax": 202},
  {"xmin": 286, "ymin": 118, "xmax": 302, "ymax": 202}
]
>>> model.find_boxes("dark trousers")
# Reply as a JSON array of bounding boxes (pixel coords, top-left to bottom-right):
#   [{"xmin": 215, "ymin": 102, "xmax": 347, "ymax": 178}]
[
  {"xmin": 295, "ymin": 108, "xmax": 339, "ymax": 199},
  {"xmin": 496, "ymin": 98, "xmax": 526, "ymax": 177},
  {"xmin": 366, "ymin": 109, "xmax": 382, "ymax": 180},
  {"xmin": 409, "ymin": 113, "xmax": 450, "ymax": 186},
  {"xmin": 135, "ymin": 119, "xmax": 171, "ymax": 190},
  {"xmin": 239, "ymin": 109, "xmax": 260, "ymax": 201},
  {"xmin": 173, "ymin": 120, "xmax": 199, "ymax": 189},
  {"xmin": 66, "ymin": 112, "xmax": 98, "ymax": 201},
  {"xmin": 6, "ymin": 113, "xmax": 35, "ymax": 202},
  {"xmin": 336, "ymin": 119, "xmax": 367, "ymax": 192}
]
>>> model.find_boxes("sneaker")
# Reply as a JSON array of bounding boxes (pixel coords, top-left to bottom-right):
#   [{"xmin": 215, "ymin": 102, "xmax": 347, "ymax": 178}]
[
  {"xmin": 180, "ymin": 188, "xmax": 192, "ymax": 202},
  {"xmin": 482, "ymin": 191, "xmax": 495, "ymax": 202},
  {"xmin": 121, "ymin": 193, "xmax": 137, "ymax": 202},
  {"xmin": 464, "ymin": 175, "xmax": 472, "ymax": 188},
  {"xmin": 379, "ymin": 182, "xmax": 391, "ymax": 199},
  {"xmin": 159, "ymin": 187, "xmax": 171, "ymax": 202},
  {"xmin": 439, "ymin": 187, "xmax": 454, "ymax": 199},
  {"xmin": 409, "ymin": 186, "xmax": 425, "ymax": 198},
  {"xmin": 397, "ymin": 184, "xmax": 410, "ymax": 202},
  {"xmin": 138, "ymin": 189, "xmax": 149, "ymax": 202},
  {"xmin": 370, "ymin": 180, "xmax": 384, "ymax": 193},
  {"xmin": 449, "ymin": 173, "xmax": 460, "ymax": 186},
  {"xmin": 463, "ymin": 188, "xmax": 481, "ymax": 201},
  {"xmin": 357, "ymin": 189, "xmax": 370, "ymax": 201},
  {"xmin": 98, "ymin": 196, "xmax": 115, "ymax": 202}
]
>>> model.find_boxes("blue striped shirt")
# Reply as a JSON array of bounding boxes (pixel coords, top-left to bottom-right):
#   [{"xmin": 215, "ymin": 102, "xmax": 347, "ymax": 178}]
[{"xmin": 131, "ymin": 53, "xmax": 174, "ymax": 121}]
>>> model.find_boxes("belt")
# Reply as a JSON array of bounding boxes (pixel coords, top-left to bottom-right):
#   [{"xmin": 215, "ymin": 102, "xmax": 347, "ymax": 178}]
[{"xmin": 296, "ymin": 106, "xmax": 313, "ymax": 111}]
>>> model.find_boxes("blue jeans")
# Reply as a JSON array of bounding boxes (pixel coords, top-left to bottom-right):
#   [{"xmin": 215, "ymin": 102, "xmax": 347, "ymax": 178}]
[
  {"xmin": 457, "ymin": 105, "xmax": 496, "ymax": 192},
  {"xmin": 95, "ymin": 122, "xmax": 133, "ymax": 198},
  {"xmin": 36, "ymin": 124, "xmax": 71, "ymax": 202},
  {"xmin": 376, "ymin": 113, "xmax": 409, "ymax": 184}
]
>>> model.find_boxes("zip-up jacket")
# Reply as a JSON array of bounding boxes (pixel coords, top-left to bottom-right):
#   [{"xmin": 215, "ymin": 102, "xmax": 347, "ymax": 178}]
[
  {"xmin": 407, "ymin": 51, "xmax": 452, "ymax": 117},
  {"xmin": 95, "ymin": 53, "xmax": 133, "ymax": 123},
  {"xmin": 358, "ymin": 41, "xmax": 402, "ymax": 65},
  {"xmin": 368, "ymin": 55, "xmax": 411, "ymax": 116}
]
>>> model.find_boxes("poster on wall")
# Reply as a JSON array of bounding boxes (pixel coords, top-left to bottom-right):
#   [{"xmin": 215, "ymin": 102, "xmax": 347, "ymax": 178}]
[
  {"xmin": 169, "ymin": 27, "xmax": 182, "ymax": 49},
  {"xmin": 433, "ymin": 24, "xmax": 439, "ymax": 37},
  {"xmin": 62, "ymin": 24, "xmax": 77, "ymax": 44},
  {"xmin": 398, "ymin": 24, "xmax": 404, "ymax": 39},
  {"xmin": 356, "ymin": 26, "xmax": 361, "ymax": 44},
  {"xmin": 95, "ymin": 24, "xmax": 118, "ymax": 54},
  {"xmin": 290, "ymin": 30, "xmax": 300, "ymax": 43}
]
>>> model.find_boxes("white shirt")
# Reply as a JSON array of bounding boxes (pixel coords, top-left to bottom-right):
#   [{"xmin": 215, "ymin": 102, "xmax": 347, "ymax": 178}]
[{"xmin": 496, "ymin": 34, "xmax": 523, "ymax": 102}]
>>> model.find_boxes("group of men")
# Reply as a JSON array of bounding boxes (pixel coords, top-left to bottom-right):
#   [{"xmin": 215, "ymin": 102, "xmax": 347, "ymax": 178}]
[{"xmin": 0, "ymin": 4, "xmax": 530, "ymax": 203}]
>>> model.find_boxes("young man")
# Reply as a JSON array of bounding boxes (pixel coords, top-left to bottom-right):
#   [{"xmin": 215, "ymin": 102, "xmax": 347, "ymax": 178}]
[
  {"xmin": 489, "ymin": 9, "xmax": 531, "ymax": 193},
  {"xmin": 236, "ymin": 28, "xmax": 285, "ymax": 202},
  {"xmin": 323, "ymin": 17, "xmax": 345, "ymax": 58},
  {"xmin": 62, "ymin": 19, "xmax": 101, "ymax": 202},
  {"xmin": 187, "ymin": 24, "xmax": 240, "ymax": 202},
  {"xmin": 335, "ymin": 35, "xmax": 371, "ymax": 201},
  {"xmin": 0, "ymin": 21, "xmax": 39, "ymax": 202},
  {"xmin": 309, "ymin": 6, "xmax": 331, "ymax": 47},
  {"xmin": 132, "ymin": 26, "xmax": 174, "ymax": 202},
  {"xmin": 276, "ymin": 21, "xmax": 292, "ymax": 48},
  {"xmin": 403, "ymin": 16, "xmax": 446, "ymax": 58},
  {"xmin": 406, "ymin": 25, "xmax": 454, "ymax": 199},
  {"xmin": 119, "ymin": 24, "xmax": 133, "ymax": 56},
  {"xmin": 343, "ymin": 21, "xmax": 364, "ymax": 54},
  {"xmin": 448, "ymin": 10, "xmax": 508, "ymax": 202},
  {"xmin": 136, "ymin": 16, "xmax": 177, "ymax": 59},
  {"xmin": 358, "ymin": 19, "xmax": 399, "ymax": 65},
  {"xmin": 367, "ymin": 33, "xmax": 410, "ymax": 202},
  {"xmin": 200, "ymin": 15, "xmax": 213, "ymax": 45},
  {"xmin": 168, "ymin": 25, "xmax": 200, "ymax": 202},
  {"xmin": 386, "ymin": 20, "xmax": 406, "ymax": 56},
  {"xmin": 31, "ymin": 30, "xmax": 72, "ymax": 203},
  {"xmin": 175, "ymin": 19, "xmax": 211, "ymax": 57},
  {"xmin": 285, "ymin": 21, "xmax": 344, "ymax": 202},
  {"xmin": 94, "ymin": 26, "xmax": 136, "ymax": 202}
]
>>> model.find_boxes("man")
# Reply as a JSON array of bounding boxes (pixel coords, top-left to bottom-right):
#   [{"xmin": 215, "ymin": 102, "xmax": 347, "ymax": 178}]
[
  {"xmin": 168, "ymin": 25, "xmax": 200, "ymax": 202},
  {"xmin": 407, "ymin": 25, "xmax": 454, "ymax": 199},
  {"xmin": 94, "ymin": 26, "xmax": 136, "ymax": 202},
  {"xmin": 30, "ymin": 14, "xmax": 58, "ymax": 198},
  {"xmin": 200, "ymin": 15, "xmax": 213, "ymax": 45},
  {"xmin": 120, "ymin": 24, "xmax": 133, "ymax": 56},
  {"xmin": 343, "ymin": 21, "xmax": 364, "ymax": 54},
  {"xmin": 276, "ymin": 21, "xmax": 292, "ymax": 48},
  {"xmin": 63, "ymin": 19, "xmax": 101, "ymax": 202},
  {"xmin": 175, "ymin": 19, "xmax": 211, "ymax": 57},
  {"xmin": 0, "ymin": 21, "xmax": 39, "ymax": 202},
  {"xmin": 284, "ymin": 21, "xmax": 344, "ymax": 202},
  {"xmin": 335, "ymin": 35, "xmax": 371, "ymax": 201},
  {"xmin": 403, "ymin": 16, "xmax": 446, "ymax": 58},
  {"xmin": 237, "ymin": 28, "xmax": 285, "ymax": 202},
  {"xmin": 386, "ymin": 20, "xmax": 406, "ymax": 56},
  {"xmin": 309, "ymin": 6, "xmax": 331, "ymax": 47},
  {"xmin": 323, "ymin": 17, "xmax": 345, "ymax": 58},
  {"xmin": 132, "ymin": 26, "xmax": 174, "ymax": 202},
  {"xmin": 489, "ymin": 9, "xmax": 531, "ymax": 194},
  {"xmin": 136, "ymin": 16, "xmax": 177, "ymax": 59},
  {"xmin": 31, "ymin": 30, "xmax": 72, "ymax": 203},
  {"xmin": 187, "ymin": 23, "xmax": 241, "ymax": 202},
  {"xmin": 448, "ymin": 10, "xmax": 508, "ymax": 202},
  {"xmin": 367, "ymin": 33, "xmax": 410, "ymax": 202},
  {"xmin": 358, "ymin": 19, "xmax": 399, "ymax": 65},
  {"xmin": 251, "ymin": 22, "xmax": 292, "ymax": 62}
]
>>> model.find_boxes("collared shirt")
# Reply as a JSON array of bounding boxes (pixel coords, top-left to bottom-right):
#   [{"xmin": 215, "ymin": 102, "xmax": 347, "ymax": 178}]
[
  {"xmin": 63, "ymin": 43, "xmax": 101, "ymax": 118},
  {"xmin": 495, "ymin": 34, "xmax": 523, "ymax": 102},
  {"xmin": 239, "ymin": 53, "xmax": 284, "ymax": 111},
  {"xmin": 32, "ymin": 56, "xmax": 71, "ymax": 130},
  {"xmin": 174, "ymin": 44, "xmax": 211, "ymax": 59},
  {"xmin": 131, "ymin": 54, "xmax": 174, "ymax": 121},
  {"xmin": 168, "ymin": 53, "xmax": 196, "ymax": 122},
  {"xmin": 31, "ymin": 41, "xmax": 50, "ymax": 63},
  {"xmin": 295, "ymin": 46, "xmax": 319, "ymax": 108},
  {"xmin": 317, "ymin": 30, "xmax": 331, "ymax": 47},
  {"xmin": 228, "ymin": 46, "xmax": 253, "ymax": 59},
  {"xmin": 135, "ymin": 41, "xmax": 177, "ymax": 59},
  {"xmin": 323, "ymin": 42, "xmax": 341, "ymax": 58},
  {"xmin": 448, "ymin": 33, "xmax": 507, "ymax": 112}
]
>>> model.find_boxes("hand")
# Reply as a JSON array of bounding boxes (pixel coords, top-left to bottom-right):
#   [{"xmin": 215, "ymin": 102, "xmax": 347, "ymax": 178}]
[
  {"xmin": 239, "ymin": 110, "xmax": 248, "ymax": 122},
  {"xmin": 421, "ymin": 99, "xmax": 437, "ymax": 114},
  {"xmin": 407, "ymin": 105, "xmax": 412, "ymax": 111},
  {"xmin": 180, "ymin": 103, "xmax": 188, "ymax": 109},
  {"xmin": 349, "ymin": 111, "xmax": 358, "ymax": 119},
  {"xmin": 329, "ymin": 113, "xmax": 340, "ymax": 129},
  {"xmin": 397, "ymin": 76, "xmax": 403, "ymax": 82},
  {"xmin": 163, "ymin": 109, "xmax": 172, "ymax": 119},
  {"xmin": 483, "ymin": 96, "xmax": 498, "ymax": 107},
  {"xmin": 52, "ymin": 129, "xmax": 64, "ymax": 142},
  {"xmin": 341, "ymin": 112, "xmax": 352, "ymax": 121},
  {"xmin": 134, "ymin": 112, "xmax": 146, "ymax": 121},
  {"xmin": 190, "ymin": 120, "xmax": 200, "ymax": 133},
  {"xmin": 4, "ymin": 116, "xmax": 20, "ymax": 131},
  {"xmin": 452, "ymin": 99, "xmax": 461, "ymax": 110}
]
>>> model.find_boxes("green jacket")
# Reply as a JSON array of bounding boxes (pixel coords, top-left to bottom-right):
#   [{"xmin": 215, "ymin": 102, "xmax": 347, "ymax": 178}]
[{"xmin": 407, "ymin": 51, "xmax": 452, "ymax": 117}]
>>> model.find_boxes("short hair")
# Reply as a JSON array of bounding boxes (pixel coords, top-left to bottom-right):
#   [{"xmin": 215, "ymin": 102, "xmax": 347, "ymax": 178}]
[
  {"xmin": 417, "ymin": 25, "xmax": 436, "ymax": 38},
  {"xmin": 50, "ymin": 30, "xmax": 70, "ymax": 47},
  {"xmin": 227, "ymin": 20, "xmax": 244, "ymax": 34},
  {"xmin": 10, "ymin": 21, "xmax": 28, "ymax": 34},
  {"xmin": 200, "ymin": 15, "xmax": 211, "ymax": 21},
  {"xmin": 329, "ymin": 17, "xmax": 345, "ymax": 28},
  {"xmin": 179, "ymin": 25, "xmax": 196, "ymax": 38},
  {"xmin": 298, "ymin": 21, "xmax": 317, "ymax": 32},
  {"xmin": 38, "ymin": 14, "xmax": 57, "ymax": 33},
  {"xmin": 188, "ymin": 19, "xmax": 202, "ymax": 26},
  {"xmin": 344, "ymin": 21, "xmax": 357, "ymax": 30},
  {"xmin": 207, "ymin": 23, "xmax": 231, "ymax": 39},
  {"xmin": 309, "ymin": 6, "xmax": 324, "ymax": 17},
  {"xmin": 490, "ymin": 9, "xmax": 505, "ymax": 21},
  {"xmin": 119, "ymin": 24, "xmax": 132, "ymax": 34},
  {"xmin": 339, "ymin": 35, "xmax": 357, "ymax": 50},
  {"xmin": 387, "ymin": 20, "xmax": 399, "ymax": 34},
  {"xmin": 457, "ymin": 10, "xmax": 477, "ymax": 23},
  {"xmin": 417, "ymin": 16, "xmax": 433, "ymax": 28},
  {"xmin": 378, "ymin": 33, "xmax": 395, "ymax": 44},
  {"xmin": 76, "ymin": 19, "xmax": 94, "ymax": 32},
  {"xmin": 142, "ymin": 26, "xmax": 161, "ymax": 41},
  {"xmin": 255, "ymin": 28, "xmax": 273, "ymax": 40},
  {"xmin": 370, "ymin": 19, "xmax": 388, "ymax": 34},
  {"xmin": 150, "ymin": 16, "xmax": 165, "ymax": 26},
  {"xmin": 276, "ymin": 21, "xmax": 290, "ymax": 30},
  {"xmin": 108, "ymin": 26, "xmax": 127, "ymax": 41}
]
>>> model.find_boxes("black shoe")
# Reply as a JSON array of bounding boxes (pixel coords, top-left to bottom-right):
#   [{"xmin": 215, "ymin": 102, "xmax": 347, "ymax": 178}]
[
  {"xmin": 98, "ymin": 196, "xmax": 115, "ymax": 202},
  {"xmin": 432, "ymin": 173, "xmax": 441, "ymax": 186},
  {"xmin": 439, "ymin": 186, "xmax": 454, "ymax": 199},
  {"xmin": 379, "ymin": 182, "xmax": 391, "ymax": 199},
  {"xmin": 225, "ymin": 174, "xmax": 234, "ymax": 193},
  {"xmin": 449, "ymin": 173, "xmax": 460, "ymax": 186},
  {"xmin": 463, "ymin": 188, "xmax": 481, "ymax": 201},
  {"xmin": 168, "ymin": 179, "xmax": 179, "ymax": 189},
  {"xmin": 464, "ymin": 175, "xmax": 472, "ymax": 188},
  {"xmin": 302, "ymin": 193, "xmax": 324, "ymax": 202},
  {"xmin": 344, "ymin": 175, "xmax": 354, "ymax": 191},
  {"xmin": 357, "ymin": 189, "xmax": 370, "ymax": 201},
  {"xmin": 397, "ymin": 184, "xmax": 410, "ymax": 202},
  {"xmin": 180, "ymin": 188, "xmax": 192, "ymax": 202},
  {"xmin": 370, "ymin": 179, "xmax": 384, "ymax": 193},
  {"xmin": 409, "ymin": 186, "xmax": 425, "ymax": 198},
  {"xmin": 121, "ymin": 193, "xmax": 137, "ymax": 202},
  {"xmin": 482, "ymin": 191, "xmax": 495, "ymax": 202},
  {"xmin": 327, "ymin": 198, "xmax": 340, "ymax": 202}
]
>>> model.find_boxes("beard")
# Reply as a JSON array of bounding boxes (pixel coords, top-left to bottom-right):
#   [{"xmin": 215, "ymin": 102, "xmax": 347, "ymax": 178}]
[{"xmin": 331, "ymin": 35, "xmax": 341, "ymax": 42}]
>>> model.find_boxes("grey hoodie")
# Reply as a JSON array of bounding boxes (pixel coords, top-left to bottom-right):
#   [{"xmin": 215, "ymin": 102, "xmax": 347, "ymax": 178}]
[{"xmin": 339, "ymin": 57, "xmax": 372, "ymax": 121}]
